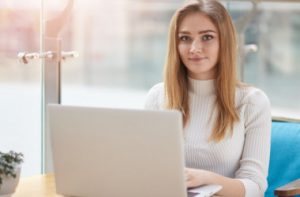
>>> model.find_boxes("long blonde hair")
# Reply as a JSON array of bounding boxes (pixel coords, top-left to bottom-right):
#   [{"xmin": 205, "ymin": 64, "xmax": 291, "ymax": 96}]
[{"xmin": 164, "ymin": 0, "xmax": 239, "ymax": 141}]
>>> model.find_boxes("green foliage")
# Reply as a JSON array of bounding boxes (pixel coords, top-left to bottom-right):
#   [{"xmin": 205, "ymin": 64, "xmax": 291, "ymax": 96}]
[{"xmin": 0, "ymin": 151, "xmax": 24, "ymax": 187}]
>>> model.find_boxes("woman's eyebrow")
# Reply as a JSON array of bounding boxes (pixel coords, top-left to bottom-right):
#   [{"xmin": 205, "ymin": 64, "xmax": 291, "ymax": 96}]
[
  {"xmin": 178, "ymin": 29, "xmax": 217, "ymax": 34},
  {"xmin": 198, "ymin": 30, "xmax": 217, "ymax": 34}
]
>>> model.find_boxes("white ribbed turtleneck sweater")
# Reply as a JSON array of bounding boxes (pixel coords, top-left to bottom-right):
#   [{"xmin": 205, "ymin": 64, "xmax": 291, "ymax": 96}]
[{"xmin": 144, "ymin": 78, "xmax": 271, "ymax": 197}]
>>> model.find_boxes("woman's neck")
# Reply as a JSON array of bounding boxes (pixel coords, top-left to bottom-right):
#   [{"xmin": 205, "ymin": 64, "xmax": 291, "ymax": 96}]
[{"xmin": 188, "ymin": 77, "xmax": 216, "ymax": 96}]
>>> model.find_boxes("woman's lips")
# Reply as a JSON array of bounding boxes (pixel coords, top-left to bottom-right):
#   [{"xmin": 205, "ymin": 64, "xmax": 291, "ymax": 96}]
[{"xmin": 188, "ymin": 57, "xmax": 208, "ymax": 62}]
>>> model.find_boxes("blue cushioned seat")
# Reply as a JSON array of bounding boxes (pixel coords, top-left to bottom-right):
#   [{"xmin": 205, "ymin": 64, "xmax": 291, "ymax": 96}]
[{"xmin": 265, "ymin": 121, "xmax": 300, "ymax": 197}]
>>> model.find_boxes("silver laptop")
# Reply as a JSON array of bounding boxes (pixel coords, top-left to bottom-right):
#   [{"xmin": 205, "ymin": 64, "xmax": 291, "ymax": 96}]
[{"xmin": 48, "ymin": 104, "xmax": 221, "ymax": 197}]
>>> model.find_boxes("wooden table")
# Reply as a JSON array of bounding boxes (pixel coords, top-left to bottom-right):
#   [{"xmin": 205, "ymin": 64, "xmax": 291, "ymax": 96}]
[
  {"xmin": 12, "ymin": 173, "xmax": 300, "ymax": 197},
  {"xmin": 12, "ymin": 174, "xmax": 221, "ymax": 197},
  {"xmin": 13, "ymin": 174, "xmax": 61, "ymax": 197}
]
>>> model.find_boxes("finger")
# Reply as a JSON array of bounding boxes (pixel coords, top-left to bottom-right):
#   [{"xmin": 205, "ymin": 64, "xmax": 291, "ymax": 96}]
[
  {"xmin": 186, "ymin": 180, "xmax": 195, "ymax": 188},
  {"xmin": 185, "ymin": 172, "xmax": 191, "ymax": 181},
  {"xmin": 185, "ymin": 168, "xmax": 191, "ymax": 176},
  {"xmin": 185, "ymin": 175, "xmax": 190, "ymax": 181}
]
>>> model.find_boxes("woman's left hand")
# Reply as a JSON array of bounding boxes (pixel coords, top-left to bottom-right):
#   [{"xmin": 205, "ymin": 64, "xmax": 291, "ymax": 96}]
[{"xmin": 185, "ymin": 168, "xmax": 206, "ymax": 188}]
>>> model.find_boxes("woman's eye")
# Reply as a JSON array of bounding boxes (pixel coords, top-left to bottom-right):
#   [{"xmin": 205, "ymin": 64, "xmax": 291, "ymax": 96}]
[
  {"xmin": 202, "ymin": 35, "xmax": 213, "ymax": 41},
  {"xmin": 179, "ymin": 36, "xmax": 190, "ymax": 42}
]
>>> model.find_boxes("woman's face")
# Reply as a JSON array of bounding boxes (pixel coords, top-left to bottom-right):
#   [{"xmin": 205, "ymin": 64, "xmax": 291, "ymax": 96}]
[{"xmin": 178, "ymin": 12, "xmax": 219, "ymax": 80}]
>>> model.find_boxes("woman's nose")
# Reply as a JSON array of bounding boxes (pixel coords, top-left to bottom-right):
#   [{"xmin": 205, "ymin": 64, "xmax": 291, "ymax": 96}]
[{"xmin": 190, "ymin": 40, "xmax": 203, "ymax": 53}]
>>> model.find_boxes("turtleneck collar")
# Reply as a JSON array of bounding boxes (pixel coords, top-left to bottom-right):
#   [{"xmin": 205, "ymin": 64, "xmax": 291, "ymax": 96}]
[{"xmin": 188, "ymin": 77, "xmax": 216, "ymax": 96}]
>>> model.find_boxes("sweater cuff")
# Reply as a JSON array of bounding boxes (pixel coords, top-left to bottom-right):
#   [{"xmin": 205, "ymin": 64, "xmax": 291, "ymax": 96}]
[{"xmin": 237, "ymin": 178, "xmax": 263, "ymax": 197}]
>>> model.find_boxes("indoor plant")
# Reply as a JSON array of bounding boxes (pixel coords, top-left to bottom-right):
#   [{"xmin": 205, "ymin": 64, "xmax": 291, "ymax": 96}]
[{"xmin": 0, "ymin": 151, "xmax": 24, "ymax": 195}]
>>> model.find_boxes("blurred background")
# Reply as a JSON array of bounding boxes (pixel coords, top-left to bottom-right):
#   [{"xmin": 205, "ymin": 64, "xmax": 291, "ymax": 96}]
[{"xmin": 0, "ymin": 0, "xmax": 299, "ymax": 177}]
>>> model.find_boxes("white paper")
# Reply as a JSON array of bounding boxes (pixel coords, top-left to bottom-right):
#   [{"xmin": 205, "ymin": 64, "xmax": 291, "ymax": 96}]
[{"xmin": 188, "ymin": 184, "xmax": 222, "ymax": 197}]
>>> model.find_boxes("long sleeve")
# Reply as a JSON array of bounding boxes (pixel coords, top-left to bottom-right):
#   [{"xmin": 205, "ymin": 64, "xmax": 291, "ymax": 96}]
[
  {"xmin": 144, "ymin": 83, "xmax": 164, "ymax": 110},
  {"xmin": 235, "ymin": 89, "xmax": 272, "ymax": 197}
]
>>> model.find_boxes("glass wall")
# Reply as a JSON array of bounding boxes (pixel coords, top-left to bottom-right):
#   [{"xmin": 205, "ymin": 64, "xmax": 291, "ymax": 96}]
[
  {"xmin": 227, "ymin": 1, "xmax": 300, "ymax": 119},
  {"xmin": 0, "ymin": 0, "xmax": 41, "ymax": 176},
  {"xmin": 44, "ymin": 0, "xmax": 181, "ymax": 108}
]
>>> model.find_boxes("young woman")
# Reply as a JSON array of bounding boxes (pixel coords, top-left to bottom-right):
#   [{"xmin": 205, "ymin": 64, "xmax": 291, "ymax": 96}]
[{"xmin": 144, "ymin": 0, "xmax": 271, "ymax": 197}]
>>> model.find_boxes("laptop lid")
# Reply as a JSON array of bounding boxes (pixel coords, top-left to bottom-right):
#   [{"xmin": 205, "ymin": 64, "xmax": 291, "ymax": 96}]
[{"xmin": 48, "ymin": 104, "xmax": 187, "ymax": 197}]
